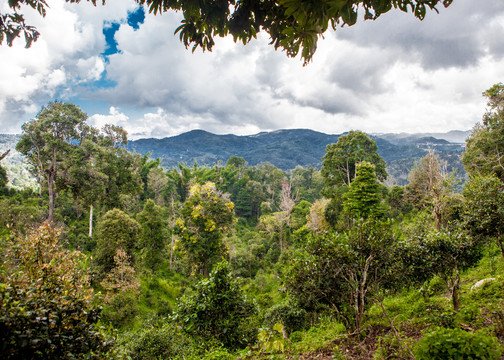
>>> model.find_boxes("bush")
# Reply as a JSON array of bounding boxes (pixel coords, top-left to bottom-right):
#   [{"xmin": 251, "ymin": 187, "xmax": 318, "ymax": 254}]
[
  {"xmin": 0, "ymin": 225, "xmax": 114, "ymax": 359},
  {"xmin": 289, "ymin": 331, "xmax": 303, "ymax": 343},
  {"xmin": 174, "ymin": 261, "xmax": 257, "ymax": 349},
  {"xmin": 202, "ymin": 347, "xmax": 234, "ymax": 360},
  {"xmin": 264, "ymin": 299, "xmax": 307, "ymax": 335},
  {"xmin": 121, "ymin": 322, "xmax": 194, "ymax": 360},
  {"xmin": 374, "ymin": 332, "xmax": 415, "ymax": 360},
  {"xmin": 414, "ymin": 327, "xmax": 502, "ymax": 360},
  {"xmin": 101, "ymin": 291, "xmax": 139, "ymax": 328}
]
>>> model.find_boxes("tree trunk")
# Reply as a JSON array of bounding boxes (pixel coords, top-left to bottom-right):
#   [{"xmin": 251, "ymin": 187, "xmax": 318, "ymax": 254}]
[
  {"xmin": 47, "ymin": 171, "xmax": 55, "ymax": 223},
  {"xmin": 450, "ymin": 267, "xmax": 460, "ymax": 311},
  {"xmin": 203, "ymin": 259, "xmax": 209, "ymax": 277},
  {"xmin": 88, "ymin": 204, "xmax": 93, "ymax": 237},
  {"xmin": 169, "ymin": 233, "xmax": 175, "ymax": 271},
  {"xmin": 496, "ymin": 234, "xmax": 504, "ymax": 259},
  {"xmin": 346, "ymin": 158, "xmax": 351, "ymax": 185},
  {"xmin": 279, "ymin": 225, "xmax": 284, "ymax": 254}
]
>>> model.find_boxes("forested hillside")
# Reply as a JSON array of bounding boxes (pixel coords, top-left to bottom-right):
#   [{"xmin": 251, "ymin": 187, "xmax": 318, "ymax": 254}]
[
  {"xmin": 0, "ymin": 87, "xmax": 502, "ymax": 360},
  {"xmin": 126, "ymin": 128, "xmax": 466, "ymax": 185},
  {"xmin": 0, "ymin": 128, "xmax": 467, "ymax": 189}
]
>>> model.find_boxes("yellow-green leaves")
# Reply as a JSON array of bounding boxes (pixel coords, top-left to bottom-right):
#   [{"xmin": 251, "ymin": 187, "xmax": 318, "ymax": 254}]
[
  {"xmin": 175, "ymin": 182, "xmax": 235, "ymax": 276},
  {"xmin": 258, "ymin": 323, "xmax": 287, "ymax": 353}
]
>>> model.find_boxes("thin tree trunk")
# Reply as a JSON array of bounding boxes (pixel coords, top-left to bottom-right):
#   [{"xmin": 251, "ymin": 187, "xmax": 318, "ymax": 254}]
[
  {"xmin": 169, "ymin": 194, "xmax": 176, "ymax": 271},
  {"xmin": 88, "ymin": 203, "xmax": 93, "ymax": 237},
  {"xmin": 496, "ymin": 234, "xmax": 504, "ymax": 259},
  {"xmin": 47, "ymin": 172, "xmax": 55, "ymax": 223},
  {"xmin": 451, "ymin": 267, "xmax": 460, "ymax": 311},
  {"xmin": 170, "ymin": 233, "xmax": 175, "ymax": 271},
  {"xmin": 203, "ymin": 259, "xmax": 209, "ymax": 277},
  {"xmin": 378, "ymin": 296, "xmax": 415, "ymax": 359},
  {"xmin": 346, "ymin": 158, "xmax": 351, "ymax": 185}
]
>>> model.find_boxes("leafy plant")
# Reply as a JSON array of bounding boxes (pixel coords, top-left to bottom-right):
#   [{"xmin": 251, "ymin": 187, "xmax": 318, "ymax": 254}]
[
  {"xmin": 414, "ymin": 327, "xmax": 502, "ymax": 360},
  {"xmin": 120, "ymin": 321, "xmax": 194, "ymax": 360},
  {"xmin": 0, "ymin": 224, "xmax": 114, "ymax": 359},
  {"xmin": 284, "ymin": 219, "xmax": 400, "ymax": 332},
  {"xmin": 264, "ymin": 298, "xmax": 307, "ymax": 335},
  {"xmin": 173, "ymin": 261, "xmax": 257, "ymax": 349},
  {"xmin": 258, "ymin": 323, "xmax": 288, "ymax": 354}
]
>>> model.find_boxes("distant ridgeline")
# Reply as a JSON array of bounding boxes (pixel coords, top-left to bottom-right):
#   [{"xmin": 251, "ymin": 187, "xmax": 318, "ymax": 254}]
[
  {"xmin": 0, "ymin": 129, "xmax": 469, "ymax": 188},
  {"xmin": 127, "ymin": 129, "xmax": 470, "ymax": 186},
  {"xmin": 0, "ymin": 134, "xmax": 38, "ymax": 190}
]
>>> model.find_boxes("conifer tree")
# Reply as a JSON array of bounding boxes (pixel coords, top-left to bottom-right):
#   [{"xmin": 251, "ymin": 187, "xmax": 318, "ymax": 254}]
[{"xmin": 343, "ymin": 161, "xmax": 383, "ymax": 219}]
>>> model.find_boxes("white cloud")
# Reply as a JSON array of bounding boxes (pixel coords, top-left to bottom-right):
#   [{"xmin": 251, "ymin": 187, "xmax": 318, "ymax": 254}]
[
  {"xmin": 0, "ymin": 0, "xmax": 136, "ymax": 131},
  {"xmin": 1, "ymin": 0, "xmax": 504, "ymax": 137},
  {"xmin": 89, "ymin": 106, "xmax": 129, "ymax": 129}
]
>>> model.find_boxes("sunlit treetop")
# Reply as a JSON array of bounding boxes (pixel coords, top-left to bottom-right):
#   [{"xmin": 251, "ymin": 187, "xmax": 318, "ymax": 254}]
[{"xmin": 2, "ymin": 0, "xmax": 452, "ymax": 64}]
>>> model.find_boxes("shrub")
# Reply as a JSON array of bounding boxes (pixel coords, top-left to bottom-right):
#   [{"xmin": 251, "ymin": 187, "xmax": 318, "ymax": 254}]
[
  {"xmin": 173, "ymin": 261, "xmax": 257, "ymax": 349},
  {"xmin": 0, "ymin": 224, "xmax": 114, "ymax": 359},
  {"xmin": 289, "ymin": 331, "xmax": 303, "ymax": 343},
  {"xmin": 121, "ymin": 322, "xmax": 193, "ymax": 360},
  {"xmin": 264, "ymin": 299, "xmax": 307, "ymax": 335},
  {"xmin": 414, "ymin": 327, "xmax": 502, "ymax": 360},
  {"xmin": 202, "ymin": 347, "xmax": 234, "ymax": 360},
  {"xmin": 374, "ymin": 332, "xmax": 415, "ymax": 359},
  {"xmin": 101, "ymin": 291, "xmax": 139, "ymax": 328}
]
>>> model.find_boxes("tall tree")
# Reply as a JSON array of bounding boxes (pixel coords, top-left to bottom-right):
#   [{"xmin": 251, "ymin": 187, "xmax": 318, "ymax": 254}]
[
  {"xmin": 61, "ymin": 123, "xmax": 135, "ymax": 236},
  {"xmin": 94, "ymin": 208, "xmax": 140, "ymax": 279},
  {"xmin": 322, "ymin": 130, "xmax": 387, "ymax": 197},
  {"xmin": 463, "ymin": 173, "xmax": 504, "ymax": 258},
  {"xmin": 94, "ymin": 143, "xmax": 143, "ymax": 212},
  {"xmin": 16, "ymin": 102, "xmax": 89, "ymax": 222},
  {"xmin": 405, "ymin": 150, "xmax": 455, "ymax": 230},
  {"xmin": 175, "ymin": 182, "xmax": 235, "ymax": 276},
  {"xmin": 463, "ymin": 83, "xmax": 504, "ymax": 181},
  {"xmin": 0, "ymin": 149, "xmax": 9, "ymax": 190},
  {"xmin": 147, "ymin": 166, "xmax": 169, "ymax": 205},
  {"xmin": 343, "ymin": 161, "xmax": 383, "ymax": 219},
  {"xmin": 137, "ymin": 199, "xmax": 168, "ymax": 272}
]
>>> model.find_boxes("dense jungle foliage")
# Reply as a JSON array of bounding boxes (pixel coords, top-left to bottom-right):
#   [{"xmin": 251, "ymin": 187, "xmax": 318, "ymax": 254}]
[{"xmin": 1, "ymin": 85, "xmax": 504, "ymax": 359}]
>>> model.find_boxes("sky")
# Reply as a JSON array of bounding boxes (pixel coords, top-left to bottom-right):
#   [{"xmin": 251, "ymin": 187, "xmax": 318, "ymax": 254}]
[{"xmin": 1, "ymin": 0, "xmax": 504, "ymax": 139}]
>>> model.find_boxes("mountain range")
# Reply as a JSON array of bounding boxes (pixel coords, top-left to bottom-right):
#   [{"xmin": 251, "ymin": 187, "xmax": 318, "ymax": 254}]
[
  {"xmin": 0, "ymin": 129, "xmax": 471, "ymax": 187},
  {"xmin": 127, "ymin": 129, "xmax": 470, "ymax": 184}
]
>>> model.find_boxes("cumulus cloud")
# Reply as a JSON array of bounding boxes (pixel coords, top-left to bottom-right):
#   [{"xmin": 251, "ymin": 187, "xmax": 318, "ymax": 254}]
[
  {"xmin": 0, "ymin": 0, "xmax": 136, "ymax": 131},
  {"xmin": 336, "ymin": 1, "xmax": 504, "ymax": 70},
  {"xmin": 88, "ymin": 106, "xmax": 129, "ymax": 129},
  {"xmin": 1, "ymin": 0, "xmax": 504, "ymax": 137}
]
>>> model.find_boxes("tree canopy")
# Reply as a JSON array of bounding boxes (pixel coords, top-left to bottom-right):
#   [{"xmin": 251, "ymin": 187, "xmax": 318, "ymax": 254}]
[
  {"xmin": 322, "ymin": 130, "xmax": 387, "ymax": 196},
  {"xmin": 2, "ymin": 0, "xmax": 453, "ymax": 64},
  {"xmin": 16, "ymin": 101, "xmax": 89, "ymax": 222},
  {"xmin": 463, "ymin": 83, "xmax": 504, "ymax": 181}
]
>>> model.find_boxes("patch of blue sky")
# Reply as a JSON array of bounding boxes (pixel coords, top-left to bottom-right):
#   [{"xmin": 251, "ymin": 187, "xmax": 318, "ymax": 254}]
[
  {"xmin": 127, "ymin": 6, "xmax": 145, "ymax": 30},
  {"xmin": 81, "ymin": 7, "xmax": 146, "ymax": 93},
  {"xmin": 102, "ymin": 22, "xmax": 120, "ymax": 57},
  {"xmin": 102, "ymin": 6, "xmax": 145, "ymax": 58},
  {"xmin": 66, "ymin": 97, "xmax": 112, "ymax": 116}
]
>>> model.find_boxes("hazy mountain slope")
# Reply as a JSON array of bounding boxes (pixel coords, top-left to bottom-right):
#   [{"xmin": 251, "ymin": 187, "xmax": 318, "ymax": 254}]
[
  {"xmin": 127, "ymin": 129, "xmax": 344, "ymax": 169},
  {"xmin": 127, "ymin": 129, "xmax": 466, "ymax": 186},
  {"xmin": 0, "ymin": 129, "xmax": 467, "ymax": 188},
  {"xmin": 0, "ymin": 134, "xmax": 38, "ymax": 189},
  {"xmin": 376, "ymin": 130, "xmax": 471, "ymax": 145}
]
